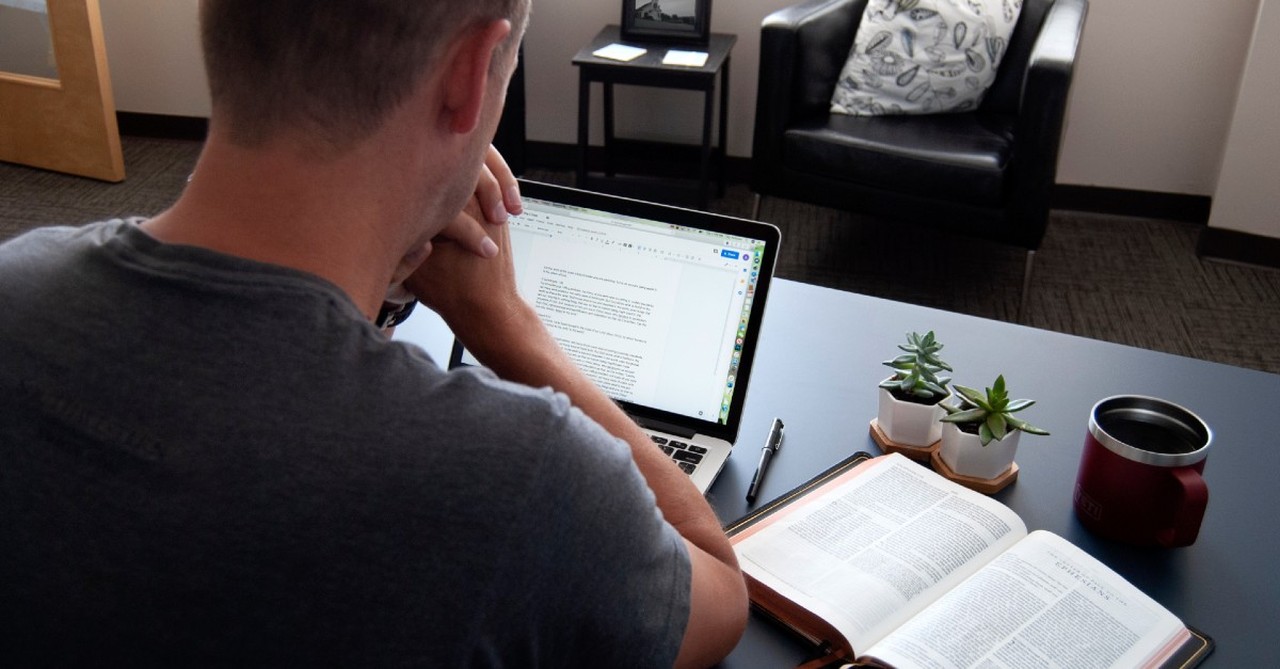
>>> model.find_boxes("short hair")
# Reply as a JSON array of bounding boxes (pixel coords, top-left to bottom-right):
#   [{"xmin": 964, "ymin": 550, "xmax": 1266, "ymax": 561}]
[{"xmin": 200, "ymin": 0, "xmax": 527, "ymax": 151}]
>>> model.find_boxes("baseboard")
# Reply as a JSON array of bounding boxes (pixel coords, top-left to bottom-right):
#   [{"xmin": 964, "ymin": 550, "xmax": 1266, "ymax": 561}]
[
  {"xmin": 526, "ymin": 139, "xmax": 752, "ymax": 182},
  {"xmin": 116, "ymin": 112, "xmax": 209, "ymax": 141},
  {"xmin": 540, "ymin": 140, "xmax": 1211, "ymax": 223},
  {"xmin": 1197, "ymin": 227, "xmax": 1280, "ymax": 269},
  {"xmin": 1051, "ymin": 185, "xmax": 1212, "ymax": 224},
  {"xmin": 110, "ymin": 115, "xmax": 1220, "ymax": 228}
]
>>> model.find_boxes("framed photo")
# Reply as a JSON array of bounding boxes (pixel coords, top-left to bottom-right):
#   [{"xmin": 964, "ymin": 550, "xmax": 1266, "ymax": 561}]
[{"xmin": 621, "ymin": 0, "xmax": 711, "ymax": 46}]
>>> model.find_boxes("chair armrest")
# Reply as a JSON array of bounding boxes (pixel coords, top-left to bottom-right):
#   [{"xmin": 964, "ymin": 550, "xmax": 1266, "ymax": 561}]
[
  {"xmin": 1010, "ymin": 0, "xmax": 1088, "ymax": 221},
  {"xmin": 752, "ymin": 0, "xmax": 868, "ymax": 192}
]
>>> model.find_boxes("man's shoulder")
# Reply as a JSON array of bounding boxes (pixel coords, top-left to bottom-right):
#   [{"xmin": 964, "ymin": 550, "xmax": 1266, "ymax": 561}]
[
  {"xmin": 375, "ymin": 354, "xmax": 616, "ymax": 459},
  {"xmin": 358, "ymin": 352, "xmax": 646, "ymax": 515},
  {"xmin": 0, "ymin": 220, "xmax": 130, "ymax": 263}
]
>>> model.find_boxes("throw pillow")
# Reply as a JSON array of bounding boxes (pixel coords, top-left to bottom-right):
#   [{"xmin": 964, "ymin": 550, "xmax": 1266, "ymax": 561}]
[{"xmin": 830, "ymin": 0, "xmax": 1023, "ymax": 116}]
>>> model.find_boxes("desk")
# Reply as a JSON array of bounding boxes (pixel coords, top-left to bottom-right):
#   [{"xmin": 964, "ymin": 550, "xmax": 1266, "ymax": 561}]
[
  {"xmin": 396, "ymin": 280, "xmax": 1280, "ymax": 666},
  {"xmin": 571, "ymin": 26, "xmax": 735, "ymax": 208}
]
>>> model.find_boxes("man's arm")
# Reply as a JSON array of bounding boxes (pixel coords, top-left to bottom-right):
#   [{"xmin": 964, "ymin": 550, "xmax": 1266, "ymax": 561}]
[{"xmin": 405, "ymin": 218, "xmax": 748, "ymax": 668}]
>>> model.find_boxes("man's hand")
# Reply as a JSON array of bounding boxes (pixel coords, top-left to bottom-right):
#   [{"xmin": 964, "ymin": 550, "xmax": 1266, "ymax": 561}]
[
  {"xmin": 391, "ymin": 145, "xmax": 521, "ymax": 288},
  {"xmin": 433, "ymin": 145, "xmax": 522, "ymax": 259},
  {"xmin": 474, "ymin": 144, "xmax": 523, "ymax": 226},
  {"xmin": 402, "ymin": 143, "xmax": 525, "ymax": 343},
  {"xmin": 403, "ymin": 205, "xmax": 526, "ymax": 350}
]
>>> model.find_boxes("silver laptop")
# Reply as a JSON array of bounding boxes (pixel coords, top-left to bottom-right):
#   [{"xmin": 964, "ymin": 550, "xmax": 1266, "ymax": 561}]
[{"xmin": 449, "ymin": 180, "xmax": 780, "ymax": 493}]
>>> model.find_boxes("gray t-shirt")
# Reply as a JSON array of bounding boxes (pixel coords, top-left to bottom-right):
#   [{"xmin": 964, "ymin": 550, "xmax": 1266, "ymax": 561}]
[{"xmin": 0, "ymin": 220, "xmax": 691, "ymax": 667}]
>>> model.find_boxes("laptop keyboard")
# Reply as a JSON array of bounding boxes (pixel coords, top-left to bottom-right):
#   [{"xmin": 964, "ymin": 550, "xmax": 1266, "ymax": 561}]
[{"xmin": 650, "ymin": 435, "xmax": 707, "ymax": 475}]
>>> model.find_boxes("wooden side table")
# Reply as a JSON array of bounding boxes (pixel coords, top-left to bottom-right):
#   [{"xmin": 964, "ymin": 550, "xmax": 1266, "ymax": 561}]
[{"xmin": 571, "ymin": 26, "xmax": 736, "ymax": 209}]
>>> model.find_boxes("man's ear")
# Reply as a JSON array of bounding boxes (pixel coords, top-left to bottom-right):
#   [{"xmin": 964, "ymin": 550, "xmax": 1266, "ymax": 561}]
[{"xmin": 442, "ymin": 19, "xmax": 514, "ymax": 135}]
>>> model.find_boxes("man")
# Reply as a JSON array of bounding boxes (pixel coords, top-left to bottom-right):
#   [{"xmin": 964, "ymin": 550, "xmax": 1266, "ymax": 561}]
[{"xmin": 0, "ymin": 0, "xmax": 747, "ymax": 665}]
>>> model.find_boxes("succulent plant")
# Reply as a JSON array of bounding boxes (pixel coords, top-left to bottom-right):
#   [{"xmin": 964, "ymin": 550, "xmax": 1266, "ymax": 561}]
[
  {"xmin": 940, "ymin": 374, "xmax": 1050, "ymax": 446},
  {"xmin": 879, "ymin": 331, "xmax": 952, "ymax": 402}
]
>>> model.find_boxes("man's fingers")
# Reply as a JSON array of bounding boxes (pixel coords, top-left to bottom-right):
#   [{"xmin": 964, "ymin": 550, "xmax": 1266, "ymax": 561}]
[
  {"xmin": 425, "ymin": 146, "xmax": 521, "ymax": 265},
  {"xmin": 484, "ymin": 145, "xmax": 522, "ymax": 217},
  {"xmin": 440, "ymin": 204, "xmax": 499, "ymax": 259},
  {"xmin": 474, "ymin": 160, "xmax": 508, "ymax": 225}
]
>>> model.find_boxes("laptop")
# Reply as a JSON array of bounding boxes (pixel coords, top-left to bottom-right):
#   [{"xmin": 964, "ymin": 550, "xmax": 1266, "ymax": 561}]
[{"xmin": 449, "ymin": 180, "xmax": 780, "ymax": 493}]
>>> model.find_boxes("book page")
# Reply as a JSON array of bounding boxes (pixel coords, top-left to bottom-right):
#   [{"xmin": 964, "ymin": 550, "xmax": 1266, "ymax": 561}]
[
  {"xmin": 733, "ymin": 454, "xmax": 1027, "ymax": 652},
  {"xmin": 864, "ymin": 531, "xmax": 1187, "ymax": 669}
]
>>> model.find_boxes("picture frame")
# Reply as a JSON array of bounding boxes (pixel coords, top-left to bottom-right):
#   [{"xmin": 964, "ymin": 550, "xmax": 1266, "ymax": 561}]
[{"xmin": 620, "ymin": 0, "xmax": 711, "ymax": 46}]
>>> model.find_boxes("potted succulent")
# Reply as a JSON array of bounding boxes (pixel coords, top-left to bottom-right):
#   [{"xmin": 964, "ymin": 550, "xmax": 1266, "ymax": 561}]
[
  {"xmin": 934, "ymin": 374, "xmax": 1049, "ymax": 491},
  {"xmin": 870, "ymin": 331, "xmax": 953, "ymax": 461}
]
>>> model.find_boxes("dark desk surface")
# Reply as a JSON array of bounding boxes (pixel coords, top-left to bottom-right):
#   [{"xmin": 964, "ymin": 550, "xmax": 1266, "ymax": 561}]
[{"xmin": 397, "ymin": 279, "xmax": 1280, "ymax": 666}]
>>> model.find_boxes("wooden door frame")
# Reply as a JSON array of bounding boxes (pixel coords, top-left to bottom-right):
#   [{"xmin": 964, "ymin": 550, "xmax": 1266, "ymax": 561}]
[{"xmin": 0, "ymin": 0, "xmax": 124, "ymax": 182}]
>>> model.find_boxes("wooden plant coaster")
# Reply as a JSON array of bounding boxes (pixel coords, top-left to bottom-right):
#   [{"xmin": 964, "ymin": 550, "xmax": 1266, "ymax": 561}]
[
  {"xmin": 869, "ymin": 419, "xmax": 940, "ymax": 463},
  {"xmin": 930, "ymin": 451, "xmax": 1018, "ymax": 494}
]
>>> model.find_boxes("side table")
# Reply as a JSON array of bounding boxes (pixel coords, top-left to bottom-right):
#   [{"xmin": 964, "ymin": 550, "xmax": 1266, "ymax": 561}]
[{"xmin": 571, "ymin": 26, "xmax": 736, "ymax": 209}]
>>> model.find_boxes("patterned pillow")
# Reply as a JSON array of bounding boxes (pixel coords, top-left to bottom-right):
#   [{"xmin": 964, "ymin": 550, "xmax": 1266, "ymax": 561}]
[{"xmin": 830, "ymin": 0, "xmax": 1023, "ymax": 116}]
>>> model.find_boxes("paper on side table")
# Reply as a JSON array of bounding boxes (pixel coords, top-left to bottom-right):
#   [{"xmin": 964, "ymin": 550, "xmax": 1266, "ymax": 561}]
[
  {"xmin": 663, "ymin": 50, "xmax": 709, "ymax": 67},
  {"xmin": 592, "ymin": 43, "xmax": 647, "ymax": 62}
]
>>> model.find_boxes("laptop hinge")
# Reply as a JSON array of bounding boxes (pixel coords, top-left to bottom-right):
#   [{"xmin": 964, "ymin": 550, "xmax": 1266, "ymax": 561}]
[{"xmin": 635, "ymin": 417, "xmax": 696, "ymax": 439}]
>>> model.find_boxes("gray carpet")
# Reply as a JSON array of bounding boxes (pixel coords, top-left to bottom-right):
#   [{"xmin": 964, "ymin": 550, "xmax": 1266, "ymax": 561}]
[{"xmin": 3, "ymin": 137, "xmax": 1278, "ymax": 375}]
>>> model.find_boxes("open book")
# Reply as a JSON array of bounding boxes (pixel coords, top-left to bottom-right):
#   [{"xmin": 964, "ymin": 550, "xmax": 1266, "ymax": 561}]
[{"xmin": 726, "ymin": 453, "xmax": 1212, "ymax": 669}]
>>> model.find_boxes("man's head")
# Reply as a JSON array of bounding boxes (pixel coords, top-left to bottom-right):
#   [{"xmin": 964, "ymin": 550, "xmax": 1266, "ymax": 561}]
[{"xmin": 199, "ymin": 0, "xmax": 528, "ymax": 153}]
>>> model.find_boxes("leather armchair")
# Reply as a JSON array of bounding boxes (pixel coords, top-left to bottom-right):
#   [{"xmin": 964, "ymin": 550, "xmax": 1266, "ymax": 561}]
[{"xmin": 751, "ymin": 0, "xmax": 1087, "ymax": 318}]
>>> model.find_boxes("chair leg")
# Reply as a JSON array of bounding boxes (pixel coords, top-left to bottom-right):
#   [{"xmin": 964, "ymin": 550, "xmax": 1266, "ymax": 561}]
[
  {"xmin": 1017, "ymin": 249, "xmax": 1036, "ymax": 324},
  {"xmin": 751, "ymin": 193, "xmax": 763, "ymax": 221}
]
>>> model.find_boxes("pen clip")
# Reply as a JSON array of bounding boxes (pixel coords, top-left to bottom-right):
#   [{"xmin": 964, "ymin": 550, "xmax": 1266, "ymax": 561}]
[{"xmin": 767, "ymin": 418, "xmax": 785, "ymax": 451}]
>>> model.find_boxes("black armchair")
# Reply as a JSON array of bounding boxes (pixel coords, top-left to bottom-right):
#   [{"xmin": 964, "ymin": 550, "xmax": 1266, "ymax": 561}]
[{"xmin": 750, "ymin": 0, "xmax": 1087, "ymax": 318}]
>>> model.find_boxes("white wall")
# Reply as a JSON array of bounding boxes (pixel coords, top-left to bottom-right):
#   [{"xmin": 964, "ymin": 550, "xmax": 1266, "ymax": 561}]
[
  {"xmin": 99, "ymin": 0, "xmax": 207, "ymax": 118},
  {"xmin": 1208, "ymin": 0, "xmax": 1279, "ymax": 238},
  {"xmin": 95, "ymin": 0, "xmax": 1267, "ymax": 207},
  {"xmin": 1055, "ymin": 0, "xmax": 1259, "ymax": 195}
]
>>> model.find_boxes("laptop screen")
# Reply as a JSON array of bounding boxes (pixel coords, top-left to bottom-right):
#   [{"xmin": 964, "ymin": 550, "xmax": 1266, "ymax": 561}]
[{"xmin": 451, "ymin": 180, "xmax": 779, "ymax": 443}]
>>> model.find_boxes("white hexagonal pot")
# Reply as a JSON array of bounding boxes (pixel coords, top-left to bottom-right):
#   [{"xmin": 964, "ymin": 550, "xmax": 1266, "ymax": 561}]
[
  {"xmin": 938, "ymin": 422, "xmax": 1020, "ymax": 480},
  {"xmin": 876, "ymin": 379, "xmax": 948, "ymax": 448}
]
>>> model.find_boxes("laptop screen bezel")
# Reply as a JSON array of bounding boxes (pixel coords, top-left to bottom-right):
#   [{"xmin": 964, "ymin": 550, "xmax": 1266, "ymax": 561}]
[{"xmin": 447, "ymin": 179, "xmax": 780, "ymax": 445}]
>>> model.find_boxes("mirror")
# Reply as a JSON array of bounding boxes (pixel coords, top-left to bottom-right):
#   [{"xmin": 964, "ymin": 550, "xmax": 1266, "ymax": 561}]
[{"xmin": 0, "ymin": 0, "xmax": 60, "ymax": 80}]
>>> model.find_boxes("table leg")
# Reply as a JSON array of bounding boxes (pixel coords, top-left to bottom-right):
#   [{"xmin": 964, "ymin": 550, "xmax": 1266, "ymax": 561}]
[
  {"xmin": 604, "ymin": 82, "xmax": 616, "ymax": 178},
  {"xmin": 699, "ymin": 82, "xmax": 714, "ymax": 209},
  {"xmin": 577, "ymin": 70, "xmax": 590, "ymax": 188},
  {"xmin": 718, "ymin": 57, "xmax": 731, "ymax": 198}
]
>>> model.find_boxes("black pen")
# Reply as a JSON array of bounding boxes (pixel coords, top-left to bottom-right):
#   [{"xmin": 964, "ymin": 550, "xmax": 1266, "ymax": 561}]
[{"xmin": 746, "ymin": 418, "xmax": 784, "ymax": 504}]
